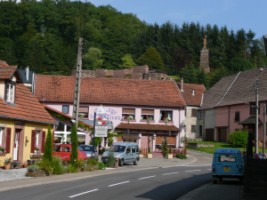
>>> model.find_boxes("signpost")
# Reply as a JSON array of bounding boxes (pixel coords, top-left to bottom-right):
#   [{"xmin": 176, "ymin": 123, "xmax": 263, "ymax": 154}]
[
  {"xmin": 92, "ymin": 105, "xmax": 107, "ymax": 153},
  {"xmin": 95, "ymin": 126, "xmax": 108, "ymax": 137}
]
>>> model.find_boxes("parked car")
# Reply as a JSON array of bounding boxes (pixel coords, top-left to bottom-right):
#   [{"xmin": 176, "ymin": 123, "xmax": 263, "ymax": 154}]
[
  {"xmin": 53, "ymin": 144, "xmax": 87, "ymax": 161},
  {"xmin": 78, "ymin": 145, "xmax": 98, "ymax": 158},
  {"xmin": 102, "ymin": 142, "xmax": 140, "ymax": 166},
  {"xmin": 212, "ymin": 148, "xmax": 244, "ymax": 183}
]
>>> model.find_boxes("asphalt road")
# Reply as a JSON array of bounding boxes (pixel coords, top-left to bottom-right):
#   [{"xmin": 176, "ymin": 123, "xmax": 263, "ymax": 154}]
[{"xmin": 0, "ymin": 165, "xmax": 211, "ymax": 200}]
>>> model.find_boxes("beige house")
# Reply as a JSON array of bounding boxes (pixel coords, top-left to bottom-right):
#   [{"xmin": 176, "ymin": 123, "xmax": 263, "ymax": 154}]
[{"xmin": 0, "ymin": 61, "xmax": 55, "ymax": 168}]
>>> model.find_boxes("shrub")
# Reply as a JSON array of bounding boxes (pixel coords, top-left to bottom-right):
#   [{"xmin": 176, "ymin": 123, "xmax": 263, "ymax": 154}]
[
  {"xmin": 75, "ymin": 159, "xmax": 86, "ymax": 171},
  {"xmin": 84, "ymin": 158, "xmax": 98, "ymax": 171},
  {"xmin": 98, "ymin": 162, "xmax": 106, "ymax": 170},
  {"xmin": 67, "ymin": 164, "xmax": 78, "ymax": 173},
  {"xmin": 176, "ymin": 153, "xmax": 187, "ymax": 159},
  {"xmin": 43, "ymin": 126, "xmax": 53, "ymax": 162},
  {"xmin": 106, "ymin": 152, "xmax": 116, "ymax": 167},
  {"xmin": 161, "ymin": 140, "xmax": 168, "ymax": 158},
  {"xmin": 37, "ymin": 156, "xmax": 65, "ymax": 175},
  {"xmin": 228, "ymin": 130, "xmax": 248, "ymax": 147},
  {"xmin": 27, "ymin": 164, "xmax": 40, "ymax": 172}
]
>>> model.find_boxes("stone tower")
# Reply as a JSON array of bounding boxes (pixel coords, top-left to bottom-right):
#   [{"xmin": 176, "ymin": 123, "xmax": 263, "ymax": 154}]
[{"xmin": 199, "ymin": 34, "xmax": 210, "ymax": 73}]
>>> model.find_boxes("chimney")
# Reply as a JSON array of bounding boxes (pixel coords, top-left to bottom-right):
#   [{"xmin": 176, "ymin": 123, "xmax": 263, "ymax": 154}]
[{"xmin": 180, "ymin": 78, "xmax": 184, "ymax": 92}]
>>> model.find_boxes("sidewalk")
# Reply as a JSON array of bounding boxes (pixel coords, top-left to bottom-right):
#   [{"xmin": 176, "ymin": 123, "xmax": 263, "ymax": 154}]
[{"xmin": 177, "ymin": 181, "xmax": 243, "ymax": 200}]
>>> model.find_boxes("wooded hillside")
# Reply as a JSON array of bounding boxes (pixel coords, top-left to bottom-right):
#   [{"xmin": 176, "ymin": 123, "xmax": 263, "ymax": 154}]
[{"xmin": 0, "ymin": 0, "xmax": 266, "ymax": 87}]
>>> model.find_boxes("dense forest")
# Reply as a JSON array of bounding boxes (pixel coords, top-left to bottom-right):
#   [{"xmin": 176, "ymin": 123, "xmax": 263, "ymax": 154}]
[{"xmin": 0, "ymin": 0, "xmax": 267, "ymax": 87}]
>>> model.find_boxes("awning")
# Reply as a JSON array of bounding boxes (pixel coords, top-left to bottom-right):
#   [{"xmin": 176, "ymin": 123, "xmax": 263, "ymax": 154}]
[{"xmin": 115, "ymin": 123, "xmax": 179, "ymax": 132}]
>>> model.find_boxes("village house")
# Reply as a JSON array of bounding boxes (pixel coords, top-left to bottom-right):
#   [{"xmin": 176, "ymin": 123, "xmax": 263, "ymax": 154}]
[
  {"xmin": 33, "ymin": 74, "xmax": 187, "ymax": 154},
  {"xmin": 178, "ymin": 78, "xmax": 206, "ymax": 139},
  {"xmin": 0, "ymin": 61, "xmax": 55, "ymax": 168},
  {"xmin": 199, "ymin": 68, "xmax": 267, "ymax": 146}
]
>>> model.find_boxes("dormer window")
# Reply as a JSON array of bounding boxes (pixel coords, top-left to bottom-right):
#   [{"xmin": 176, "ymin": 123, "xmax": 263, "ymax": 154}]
[{"xmin": 5, "ymin": 81, "xmax": 15, "ymax": 104}]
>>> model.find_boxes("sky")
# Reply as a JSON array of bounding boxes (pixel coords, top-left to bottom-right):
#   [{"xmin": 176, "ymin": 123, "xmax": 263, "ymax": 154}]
[{"xmin": 88, "ymin": 0, "xmax": 267, "ymax": 39}]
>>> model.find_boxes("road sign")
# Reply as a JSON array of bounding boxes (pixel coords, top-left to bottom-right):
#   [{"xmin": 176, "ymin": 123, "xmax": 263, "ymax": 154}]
[{"xmin": 95, "ymin": 126, "xmax": 108, "ymax": 137}]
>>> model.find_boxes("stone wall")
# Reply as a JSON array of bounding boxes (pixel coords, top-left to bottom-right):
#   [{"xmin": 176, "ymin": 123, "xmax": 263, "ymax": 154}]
[{"xmin": 73, "ymin": 65, "xmax": 171, "ymax": 80}]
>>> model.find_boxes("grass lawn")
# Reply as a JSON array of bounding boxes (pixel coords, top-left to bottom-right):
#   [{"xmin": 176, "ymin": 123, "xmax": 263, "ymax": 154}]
[{"xmin": 187, "ymin": 141, "xmax": 246, "ymax": 154}]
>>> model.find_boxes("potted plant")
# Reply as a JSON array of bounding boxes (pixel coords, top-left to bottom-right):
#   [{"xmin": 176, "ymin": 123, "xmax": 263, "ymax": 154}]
[
  {"xmin": 34, "ymin": 146, "xmax": 40, "ymax": 154},
  {"xmin": 147, "ymin": 147, "xmax": 153, "ymax": 158},
  {"xmin": 4, "ymin": 157, "xmax": 12, "ymax": 169},
  {"xmin": 0, "ymin": 146, "xmax": 4, "ymax": 153}
]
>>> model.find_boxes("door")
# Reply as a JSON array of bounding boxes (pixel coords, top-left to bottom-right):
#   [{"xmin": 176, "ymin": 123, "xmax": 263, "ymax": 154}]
[
  {"xmin": 13, "ymin": 129, "xmax": 21, "ymax": 161},
  {"xmin": 124, "ymin": 146, "xmax": 133, "ymax": 163}
]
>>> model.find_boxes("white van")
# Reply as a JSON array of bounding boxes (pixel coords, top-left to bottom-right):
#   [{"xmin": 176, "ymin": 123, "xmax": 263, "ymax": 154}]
[{"xmin": 102, "ymin": 142, "xmax": 140, "ymax": 166}]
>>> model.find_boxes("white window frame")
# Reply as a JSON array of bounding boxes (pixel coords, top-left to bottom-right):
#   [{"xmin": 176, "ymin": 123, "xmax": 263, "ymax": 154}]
[
  {"xmin": 6, "ymin": 82, "xmax": 15, "ymax": 104},
  {"xmin": 62, "ymin": 105, "xmax": 69, "ymax": 114},
  {"xmin": 35, "ymin": 131, "xmax": 40, "ymax": 146},
  {"xmin": 0, "ymin": 128, "xmax": 3, "ymax": 146}
]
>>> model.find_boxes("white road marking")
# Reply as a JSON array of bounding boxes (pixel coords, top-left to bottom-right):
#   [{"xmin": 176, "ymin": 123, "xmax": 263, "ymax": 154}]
[
  {"xmin": 108, "ymin": 181, "xmax": 130, "ymax": 187},
  {"xmin": 207, "ymin": 168, "xmax": 212, "ymax": 171},
  {"xmin": 138, "ymin": 175, "xmax": 156, "ymax": 180},
  {"xmin": 69, "ymin": 189, "xmax": 99, "ymax": 198},
  {"xmin": 185, "ymin": 169, "xmax": 201, "ymax": 173},
  {"xmin": 162, "ymin": 172, "xmax": 179, "ymax": 176}
]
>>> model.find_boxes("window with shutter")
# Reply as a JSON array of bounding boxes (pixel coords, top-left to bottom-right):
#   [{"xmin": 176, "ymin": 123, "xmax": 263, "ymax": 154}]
[
  {"xmin": 41, "ymin": 131, "xmax": 45, "ymax": 153},
  {"xmin": 31, "ymin": 131, "xmax": 36, "ymax": 153},
  {"xmin": 122, "ymin": 108, "xmax": 135, "ymax": 121},
  {"xmin": 5, "ymin": 128, "xmax": 11, "ymax": 153},
  {"xmin": 141, "ymin": 109, "xmax": 154, "ymax": 121}
]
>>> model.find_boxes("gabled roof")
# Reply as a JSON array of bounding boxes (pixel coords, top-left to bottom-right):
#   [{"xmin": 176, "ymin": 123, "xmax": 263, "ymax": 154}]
[
  {"xmin": 0, "ymin": 83, "xmax": 55, "ymax": 125},
  {"xmin": 34, "ymin": 75, "xmax": 186, "ymax": 108},
  {"xmin": 0, "ymin": 61, "xmax": 17, "ymax": 80},
  {"xmin": 179, "ymin": 83, "xmax": 206, "ymax": 106},
  {"xmin": 201, "ymin": 73, "xmax": 240, "ymax": 109},
  {"xmin": 202, "ymin": 68, "xmax": 267, "ymax": 109},
  {"xmin": 45, "ymin": 105, "xmax": 92, "ymax": 129}
]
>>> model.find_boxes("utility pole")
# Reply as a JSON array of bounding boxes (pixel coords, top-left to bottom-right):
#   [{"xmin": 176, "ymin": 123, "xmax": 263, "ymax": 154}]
[
  {"xmin": 72, "ymin": 37, "xmax": 83, "ymax": 128},
  {"xmin": 255, "ymin": 78, "xmax": 259, "ymax": 154},
  {"xmin": 263, "ymin": 103, "xmax": 266, "ymax": 154}
]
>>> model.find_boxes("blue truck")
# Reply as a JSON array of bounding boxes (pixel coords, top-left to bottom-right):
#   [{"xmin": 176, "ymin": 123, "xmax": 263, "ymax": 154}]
[{"xmin": 212, "ymin": 148, "xmax": 244, "ymax": 183}]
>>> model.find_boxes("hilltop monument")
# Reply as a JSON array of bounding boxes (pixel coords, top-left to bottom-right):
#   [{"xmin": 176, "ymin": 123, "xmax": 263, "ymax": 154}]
[{"xmin": 199, "ymin": 34, "xmax": 210, "ymax": 73}]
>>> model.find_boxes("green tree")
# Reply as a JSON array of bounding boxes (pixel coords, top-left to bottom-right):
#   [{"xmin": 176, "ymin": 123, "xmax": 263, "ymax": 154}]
[
  {"xmin": 70, "ymin": 125, "xmax": 78, "ymax": 165},
  {"xmin": 83, "ymin": 47, "xmax": 103, "ymax": 70},
  {"xmin": 228, "ymin": 130, "xmax": 248, "ymax": 147},
  {"xmin": 228, "ymin": 57, "xmax": 253, "ymax": 73},
  {"xmin": 120, "ymin": 53, "xmax": 136, "ymax": 68},
  {"xmin": 137, "ymin": 47, "xmax": 164, "ymax": 71},
  {"xmin": 43, "ymin": 126, "xmax": 53, "ymax": 162}
]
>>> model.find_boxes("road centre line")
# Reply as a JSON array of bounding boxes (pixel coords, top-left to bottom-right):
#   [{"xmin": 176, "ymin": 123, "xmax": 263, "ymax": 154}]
[
  {"xmin": 138, "ymin": 175, "xmax": 156, "ymax": 180},
  {"xmin": 162, "ymin": 172, "xmax": 179, "ymax": 176},
  {"xmin": 108, "ymin": 181, "xmax": 130, "ymax": 187},
  {"xmin": 185, "ymin": 169, "xmax": 201, "ymax": 173},
  {"xmin": 69, "ymin": 189, "xmax": 99, "ymax": 198}
]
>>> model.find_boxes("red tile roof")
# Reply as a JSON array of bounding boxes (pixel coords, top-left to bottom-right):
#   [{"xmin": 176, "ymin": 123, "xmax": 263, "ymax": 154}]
[
  {"xmin": 34, "ymin": 75, "xmax": 186, "ymax": 108},
  {"xmin": 179, "ymin": 83, "xmax": 206, "ymax": 106},
  {"xmin": 0, "ymin": 83, "xmax": 55, "ymax": 125},
  {"xmin": 0, "ymin": 61, "xmax": 17, "ymax": 79}
]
